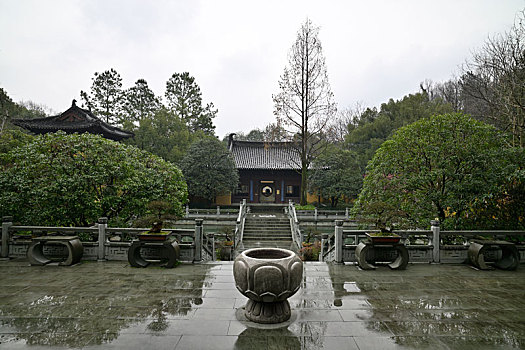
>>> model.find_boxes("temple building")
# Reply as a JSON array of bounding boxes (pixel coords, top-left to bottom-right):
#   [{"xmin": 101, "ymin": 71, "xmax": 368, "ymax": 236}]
[
  {"xmin": 226, "ymin": 134, "xmax": 302, "ymax": 204},
  {"xmin": 12, "ymin": 100, "xmax": 134, "ymax": 141}
]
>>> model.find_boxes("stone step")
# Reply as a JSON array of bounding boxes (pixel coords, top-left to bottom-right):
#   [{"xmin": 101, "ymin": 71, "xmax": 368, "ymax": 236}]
[
  {"xmin": 244, "ymin": 230, "xmax": 290, "ymax": 233},
  {"xmin": 243, "ymin": 237, "xmax": 291, "ymax": 241},
  {"xmin": 236, "ymin": 241, "xmax": 295, "ymax": 251},
  {"xmin": 243, "ymin": 233, "xmax": 291, "ymax": 237},
  {"xmin": 245, "ymin": 216, "xmax": 289, "ymax": 219},
  {"xmin": 244, "ymin": 228, "xmax": 290, "ymax": 232},
  {"xmin": 240, "ymin": 212, "xmax": 294, "ymax": 253},
  {"xmin": 245, "ymin": 215, "xmax": 288, "ymax": 219},
  {"xmin": 244, "ymin": 220, "xmax": 290, "ymax": 226},
  {"xmin": 243, "ymin": 232, "xmax": 291, "ymax": 237}
]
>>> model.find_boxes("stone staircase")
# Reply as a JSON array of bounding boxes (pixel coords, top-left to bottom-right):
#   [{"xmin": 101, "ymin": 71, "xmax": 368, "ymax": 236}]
[{"xmin": 236, "ymin": 213, "xmax": 295, "ymax": 253}]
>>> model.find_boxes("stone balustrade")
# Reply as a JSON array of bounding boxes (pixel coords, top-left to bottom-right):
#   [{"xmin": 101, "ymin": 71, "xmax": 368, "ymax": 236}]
[
  {"xmin": 321, "ymin": 220, "xmax": 525, "ymax": 265},
  {"xmin": 0, "ymin": 216, "xmax": 213, "ymax": 263}
]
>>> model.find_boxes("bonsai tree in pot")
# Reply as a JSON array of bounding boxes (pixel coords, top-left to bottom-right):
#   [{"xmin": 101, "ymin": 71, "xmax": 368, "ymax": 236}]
[{"xmin": 134, "ymin": 201, "xmax": 179, "ymax": 241}]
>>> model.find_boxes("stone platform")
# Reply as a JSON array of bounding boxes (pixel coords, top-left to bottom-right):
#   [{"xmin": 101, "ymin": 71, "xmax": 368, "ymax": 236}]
[{"xmin": 0, "ymin": 259, "xmax": 524, "ymax": 349}]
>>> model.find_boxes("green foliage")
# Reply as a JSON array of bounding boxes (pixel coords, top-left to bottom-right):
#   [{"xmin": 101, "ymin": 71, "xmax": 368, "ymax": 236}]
[
  {"xmin": 309, "ymin": 146, "xmax": 363, "ymax": 207},
  {"xmin": 0, "ymin": 129, "xmax": 33, "ymax": 157},
  {"xmin": 463, "ymin": 146, "xmax": 525, "ymax": 229},
  {"xmin": 1, "ymin": 87, "xmax": 52, "ymax": 133},
  {"xmin": 80, "ymin": 69, "xmax": 123, "ymax": 125},
  {"xmin": 78, "ymin": 70, "xmax": 218, "ymax": 164},
  {"xmin": 353, "ymin": 113, "xmax": 518, "ymax": 230},
  {"xmin": 120, "ymin": 79, "xmax": 162, "ymax": 125},
  {"xmin": 345, "ymin": 92, "xmax": 454, "ymax": 176},
  {"xmin": 0, "ymin": 132, "xmax": 187, "ymax": 226},
  {"xmin": 295, "ymin": 204, "xmax": 316, "ymax": 210},
  {"xmin": 180, "ymin": 136, "xmax": 239, "ymax": 201},
  {"xmin": 303, "ymin": 227, "xmax": 320, "ymax": 243},
  {"xmin": 124, "ymin": 108, "xmax": 197, "ymax": 165},
  {"xmin": 165, "ymin": 72, "xmax": 216, "ymax": 135},
  {"xmin": 133, "ymin": 200, "xmax": 179, "ymax": 229},
  {"xmin": 229, "ymin": 122, "xmax": 288, "ymax": 143}
]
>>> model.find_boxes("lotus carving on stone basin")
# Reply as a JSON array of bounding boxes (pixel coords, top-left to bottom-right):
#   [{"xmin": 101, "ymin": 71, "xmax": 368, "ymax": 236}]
[{"xmin": 233, "ymin": 247, "xmax": 303, "ymax": 324}]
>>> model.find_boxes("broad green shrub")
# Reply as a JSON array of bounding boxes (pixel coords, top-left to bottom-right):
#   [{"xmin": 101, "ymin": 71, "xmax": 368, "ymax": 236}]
[
  {"xmin": 353, "ymin": 113, "xmax": 523, "ymax": 230},
  {"xmin": 0, "ymin": 131, "xmax": 187, "ymax": 226}
]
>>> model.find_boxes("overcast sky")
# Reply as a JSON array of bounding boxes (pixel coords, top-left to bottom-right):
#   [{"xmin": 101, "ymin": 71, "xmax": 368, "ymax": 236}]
[{"xmin": 1, "ymin": 0, "xmax": 523, "ymax": 138}]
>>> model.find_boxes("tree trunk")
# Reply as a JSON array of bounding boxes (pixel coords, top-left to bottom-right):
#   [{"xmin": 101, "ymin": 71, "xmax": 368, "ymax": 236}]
[{"xmin": 300, "ymin": 165, "xmax": 308, "ymax": 206}]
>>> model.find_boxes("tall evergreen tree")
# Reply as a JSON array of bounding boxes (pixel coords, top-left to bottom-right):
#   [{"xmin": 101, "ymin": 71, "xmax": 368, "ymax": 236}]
[
  {"xmin": 80, "ymin": 68, "xmax": 123, "ymax": 125},
  {"xmin": 165, "ymin": 72, "xmax": 216, "ymax": 135},
  {"xmin": 121, "ymin": 79, "xmax": 162, "ymax": 127}
]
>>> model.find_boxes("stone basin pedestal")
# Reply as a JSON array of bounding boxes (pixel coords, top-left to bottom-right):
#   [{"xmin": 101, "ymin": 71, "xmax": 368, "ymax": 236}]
[{"xmin": 233, "ymin": 248, "xmax": 303, "ymax": 324}]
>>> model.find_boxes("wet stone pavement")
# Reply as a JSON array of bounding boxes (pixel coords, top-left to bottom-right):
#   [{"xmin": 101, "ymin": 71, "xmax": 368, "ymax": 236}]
[{"xmin": 0, "ymin": 259, "xmax": 524, "ymax": 350}]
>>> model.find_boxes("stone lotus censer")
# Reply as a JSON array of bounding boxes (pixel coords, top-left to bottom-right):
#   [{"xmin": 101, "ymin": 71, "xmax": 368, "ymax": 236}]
[{"xmin": 233, "ymin": 248, "xmax": 303, "ymax": 324}]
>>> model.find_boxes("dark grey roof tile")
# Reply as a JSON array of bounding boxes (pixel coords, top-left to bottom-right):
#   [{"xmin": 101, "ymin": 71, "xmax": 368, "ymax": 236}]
[{"xmin": 230, "ymin": 140, "xmax": 301, "ymax": 170}]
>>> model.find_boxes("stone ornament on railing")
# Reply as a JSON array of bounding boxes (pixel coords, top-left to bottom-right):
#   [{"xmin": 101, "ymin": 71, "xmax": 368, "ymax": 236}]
[
  {"xmin": 27, "ymin": 236, "xmax": 83, "ymax": 266},
  {"xmin": 468, "ymin": 239, "xmax": 519, "ymax": 270},
  {"xmin": 127, "ymin": 239, "xmax": 180, "ymax": 268},
  {"xmin": 1, "ymin": 216, "xmax": 13, "ymax": 259}
]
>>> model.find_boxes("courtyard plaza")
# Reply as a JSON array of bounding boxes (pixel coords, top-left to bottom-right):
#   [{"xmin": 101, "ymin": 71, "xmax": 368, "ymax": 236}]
[{"xmin": 0, "ymin": 259, "xmax": 524, "ymax": 350}]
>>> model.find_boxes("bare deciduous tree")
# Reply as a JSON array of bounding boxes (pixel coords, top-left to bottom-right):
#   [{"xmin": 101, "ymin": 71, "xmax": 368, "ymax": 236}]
[
  {"xmin": 325, "ymin": 102, "xmax": 365, "ymax": 144},
  {"xmin": 273, "ymin": 19, "xmax": 337, "ymax": 204},
  {"xmin": 461, "ymin": 10, "xmax": 525, "ymax": 146},
  {"xmin": 421, "ymin": 79, "xmax": 463, "ymax": 113}
]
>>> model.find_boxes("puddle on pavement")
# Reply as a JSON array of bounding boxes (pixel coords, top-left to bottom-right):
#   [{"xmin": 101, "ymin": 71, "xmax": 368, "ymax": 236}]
[{"xmin": 1, "ymin": 262, "xmax": 524, "ymax": 349}]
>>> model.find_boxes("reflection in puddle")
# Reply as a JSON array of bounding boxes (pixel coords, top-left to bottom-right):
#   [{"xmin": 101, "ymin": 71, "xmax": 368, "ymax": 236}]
[
  {"xmin": 328, "ymin": 264, "xmax": 525, "ymax": 349},
  {"xmin": 235, "ymin": 327, "xmax": 301, "ymax": 349},
  {"xmin": 343, "ymin": 282, "xmax": 361, "ymax": 293},
  {"xmin": 0, "ymin": 265, "xmax": 212, "ymax": 348},
  {"xmin": 2, "ymin": 262, "xmax": 524, "ymax": 349}
]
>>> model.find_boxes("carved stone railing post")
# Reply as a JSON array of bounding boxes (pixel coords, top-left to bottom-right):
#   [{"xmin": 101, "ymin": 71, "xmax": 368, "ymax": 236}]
[
  {"xmin": 431, "ymin": 219, "xmax": 440, "ymax": 263},
  {"xmin": 97, "ymin": 217, "xmax": 108, "ymax": 261},
  {"xmin": 216, "ymin": 206, "xmax": 220, "ymax": 217},
  {"xmin": 194, "ymin": 219, "xmax": 203, "ymax": 262},
  {"xmin": 185, "ymin": 205, "xmax": 189, "ymax": 218},
  {"xmin": 208, "ymin": 233, "xmax": 215, "ymax": 261},
  {"xmin": 314, "ymin": 208, "xmax": 318, "ymax": 221},
  {"xmin": 335, "ymin": 220, "xmax": 344, "ymax": 263},
  {"xmin": 345, "ymin": 207, "xmax": 349, "ymax": 219},
  {"xmin": 320, "ymin": 233, "xmax": 328, "ymax": 262},
  {"xmin": 1, "ymin": 216, "xmax": 13, "ymax": 259}
]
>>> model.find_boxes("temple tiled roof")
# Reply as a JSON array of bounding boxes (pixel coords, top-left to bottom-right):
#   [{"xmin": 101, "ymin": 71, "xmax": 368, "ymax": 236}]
[
  {"xmin": 228, "ymin": 138, "xmax": 301, "ymax": 170},
  {"xmin": 12, "ymin": 100, "xmax": 134, "ymax": 141}
]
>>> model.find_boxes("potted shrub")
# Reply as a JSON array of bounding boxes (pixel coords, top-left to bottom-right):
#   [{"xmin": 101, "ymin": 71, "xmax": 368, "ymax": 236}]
[
  {"xmin": 138, "ymin": 221, "xmax": 172, "ymax": 241},
  {"xmin": 365, "ymin": 232, "xmax": 401, "ymax": 244},
  {"xmin": 217, "ymin": 226, "xmax": 234, "ymax": 260},
  {"xmin": 365, "ymin": 230, "xmax": 401, "ymax": 244},
  {"xmin": 135, "ymin": 201, "xmax": 178, "ymax": 241},
  {"xmin": 299, "ymin": 241, "xmax": 321, "ymax": 261},
  {"xmin": 217, "ymin": 240, "xmax": 234, "ymax": 260}
]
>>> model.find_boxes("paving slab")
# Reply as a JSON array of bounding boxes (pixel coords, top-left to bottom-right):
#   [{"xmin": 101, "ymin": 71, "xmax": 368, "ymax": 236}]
[{"xmin": 0, "ymin": 259, "xmax": 524, "ymax": 349}]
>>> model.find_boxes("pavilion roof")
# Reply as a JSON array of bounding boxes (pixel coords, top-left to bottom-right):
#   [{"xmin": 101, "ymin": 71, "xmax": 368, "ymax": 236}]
[
  {"xmin": 12, "ymin": 100, "xmax": 134, "ymax": 141},
  {"xmin": 228, "ymin": 137, "xmax": 301, "ymax": 170}
]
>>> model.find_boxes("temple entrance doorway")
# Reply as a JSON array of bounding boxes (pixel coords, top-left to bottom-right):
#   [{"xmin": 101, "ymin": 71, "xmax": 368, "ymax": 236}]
[{"xmin": 259, "ymin": 182, "xmax": 275, "ymax": 203}]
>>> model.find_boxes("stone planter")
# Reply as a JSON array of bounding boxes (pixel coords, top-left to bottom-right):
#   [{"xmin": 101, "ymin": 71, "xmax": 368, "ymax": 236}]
[
  {"xmin": 233, "ymin": 248, "xmax": 303, "ymax": 324},
  {"xmin": 138, "ymin": 232, "xmax": 171, "ymax": 242},
  {"xmin": 366, "ymin": 232, "xmax": 401, "ymax": 244}
]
